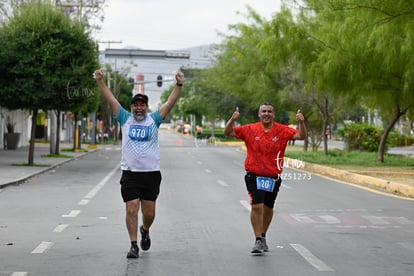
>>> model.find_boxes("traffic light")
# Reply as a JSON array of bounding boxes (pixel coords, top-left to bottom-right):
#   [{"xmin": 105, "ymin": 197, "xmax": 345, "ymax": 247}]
[
  {"xmin": 157, "ymin": 75, "xmax": 162, "ymax": 87},
  {"xmin": 128, "ymin": 77, "xmax": 134, "ymax": 88}
]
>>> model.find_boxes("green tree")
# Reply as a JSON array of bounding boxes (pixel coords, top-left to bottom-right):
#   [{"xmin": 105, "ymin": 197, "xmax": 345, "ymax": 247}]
[
  {"xmin": 301, "ymin": 0, "xmax": 414, "ymax": 162},
  {"xmin": 207, "ymin": 6, "xmax": 285, "ymax": 122},
  {"xmin": 0, "ymin": 0, "xmax": 99, "ymax": 165}
]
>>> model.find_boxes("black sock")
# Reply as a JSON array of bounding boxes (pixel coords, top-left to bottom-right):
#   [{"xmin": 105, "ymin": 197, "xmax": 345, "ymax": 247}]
[
  {"xmin": 131, "ymin": 241, "xmax": 137, "ymax": 247},
  {"xmin": 256, "ymin": 237, "xmax": 262, "ymax": 241}
]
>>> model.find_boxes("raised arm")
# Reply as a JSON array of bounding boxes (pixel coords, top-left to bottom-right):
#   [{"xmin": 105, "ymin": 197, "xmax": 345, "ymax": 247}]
[
  {"xmin": 224, "ymin": 107, "xmax": 240, "ymax": 137},
  {"xmin": 94, "ymin": 69, "xmax": 120, "ymax": 116},
  {"xmin": 292, "ymin": 109, "xmax": 307, "ymax": 140},
  {"xmin": 159, "ymin": 71, "xmax": 185, "ymax": 119}
]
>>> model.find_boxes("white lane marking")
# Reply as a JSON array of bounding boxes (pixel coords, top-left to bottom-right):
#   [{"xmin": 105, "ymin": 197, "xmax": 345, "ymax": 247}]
[
  {"xmin": 53, "ymin": 224, "xmax": 69, "ymax": 233},
  {"xmin": 196, "ymin": 161, "xmax": 202, "ymax": 165},
  {"xmin": 99, "ymin": 216, "xmax": 108, "ymax": 220},
  {"xmin": 319, "ymin": 215, "xmax": 341, "ymax": 224},
  {"xmin": 239, "ymin": 200, "xmax": 251, "ymax": 211},
  {"xmin": 290, "ymin": 243, "xmax": 334, "ymax": 272},
  {"xmin": 281, "ymin": 183, "xmax": 292, "ymax": 189},
  {"xmin": 291, "ymin": 214, "xmax": 316, "ymax": 223},
  {"xmin": 62, "ymin": 210, "xmax": 81, "ymax": 218},
  {"xmin": 31, "ymin": 241, "xmax": 54, "ymax": 254},
  {"xmin": 78, "ymin": 199, "xmax": 89, "ymax": 205},
  {"xmin": 84, "ymin": 165, "xmax": 119, "ymax": 200},
  {"xmin": 362, "ymin": 215, "xmax": 389, "ymax": 225},
  {"xmin": 205, "ymin": 169, "xmax": 212, "ymax": 173},
  {"xmin": 393, "ymin": 217, "xmax": 414, "ymax": 224},
  {"xmin": 217, "ymin": 180, "xmax": 229, "ymax": 187},
  {"xmin": 398, "ymin": 241, "xmax": 414, "ymax": 252},
  {"xmin": 12, "ymin": 272, "xmax": 28, "ymax": 276}
]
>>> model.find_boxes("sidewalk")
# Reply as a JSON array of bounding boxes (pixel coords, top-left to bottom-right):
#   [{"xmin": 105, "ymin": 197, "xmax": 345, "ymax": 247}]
[{"xmin": 0, "ymin": 143, "xmax": 94, "ymax": 188}]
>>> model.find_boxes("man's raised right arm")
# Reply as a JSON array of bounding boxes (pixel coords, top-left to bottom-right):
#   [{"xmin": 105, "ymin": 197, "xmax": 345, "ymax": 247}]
[
  {"xmin": 94, "ymin": 69, "xmax": 120, "ymax": 116},
  {"xmin": 224, "ymin": 107, "xmax": 240, "ymax": 137}
]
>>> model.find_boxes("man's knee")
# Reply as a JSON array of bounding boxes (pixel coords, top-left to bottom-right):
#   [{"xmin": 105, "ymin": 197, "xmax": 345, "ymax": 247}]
[
  {"xmin": 126, "ymin": 200, "xmax": 139, "ymax": 216},
  {"xmin": 141, "ymin": 201, "xmax": 155, "ymax": 219}
]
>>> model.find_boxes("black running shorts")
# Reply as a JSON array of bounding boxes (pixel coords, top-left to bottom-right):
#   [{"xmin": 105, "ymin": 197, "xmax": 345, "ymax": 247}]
[
  {"xmin": 120, "ymin": 170, "xmax": 162, "ymax": 202},
  {"xmin": 244, "ymin": 171, "xmax": 282, "ymax": 208}
]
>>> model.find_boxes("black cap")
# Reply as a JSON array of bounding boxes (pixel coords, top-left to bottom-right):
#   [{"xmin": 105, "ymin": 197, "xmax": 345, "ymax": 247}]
[{"xmin": 131, "ymin": 93, "xmax": 148, "ymax": 105}]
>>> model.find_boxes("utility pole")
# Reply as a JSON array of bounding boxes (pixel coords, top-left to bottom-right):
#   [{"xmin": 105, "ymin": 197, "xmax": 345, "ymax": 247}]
[
  {"xmin": 55, "ymin": 0, "xmax": 99, "ymax": 21},
  {"xmin": 98, "ymin": 40, "xmax": 123, "ymax": 49}
]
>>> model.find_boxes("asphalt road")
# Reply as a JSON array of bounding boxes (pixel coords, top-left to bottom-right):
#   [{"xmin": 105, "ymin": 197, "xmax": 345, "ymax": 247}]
[{"xmin": 0, "ymin": 130, "xmax": 413, "ymax": 276}]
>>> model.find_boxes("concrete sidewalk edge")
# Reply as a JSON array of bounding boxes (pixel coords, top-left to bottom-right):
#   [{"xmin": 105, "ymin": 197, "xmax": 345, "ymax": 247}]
[
  {"xmin": 285, "ymin": 157, "xmax": 414, "ymax": 198},
  {"xmin": 0, "ymin": 150, "xmax": 95, "ymax": 189}
]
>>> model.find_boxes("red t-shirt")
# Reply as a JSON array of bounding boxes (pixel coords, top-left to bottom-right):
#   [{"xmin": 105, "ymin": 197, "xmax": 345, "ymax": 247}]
[{"xmin": 234, "ymin": 122, "xmax": 297, "ymax": 177}]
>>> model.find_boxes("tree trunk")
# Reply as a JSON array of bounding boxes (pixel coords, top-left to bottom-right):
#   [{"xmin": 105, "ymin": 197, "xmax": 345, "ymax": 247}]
[
  {"xmin": 303, "ymin": 119, "xmax": 309, "ymax": 152},
  {"xmin": 377, "ymin": 108, "xmax": 404, "ymax": 163},
  {"xmin": 55, "ymin": 110, "xmax": 61, "ymax": 154},
  {"xmin": 321, "ymin": 97, "xmax": 329, "ymax": 155},
  {"xmin": 72, "ymin": 112, "xmax": 77, "ymax": 151},
  {"xmin": 49, "ymin": 110, "xmax": 56, "ymax": 155},
  {"xmin": 28, "ymin": 109, "xmax": 38, "ymax": 166}
]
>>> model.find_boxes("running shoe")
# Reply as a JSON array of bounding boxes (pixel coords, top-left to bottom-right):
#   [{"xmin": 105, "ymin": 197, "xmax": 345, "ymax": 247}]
[
  {"xmin": 140, "ymin": 226, "xmax": 151, "ymax": 251},
  {"xmin": 126, "ymin": 245, "xmax": 139, "ymax": 259},
  {"xmin": 251, "ymin": 239, "xmax": 264, "ymax": 255},
  {"xmin": 261, "ymin": 237, "xmax": 269, "ymax": 252}
]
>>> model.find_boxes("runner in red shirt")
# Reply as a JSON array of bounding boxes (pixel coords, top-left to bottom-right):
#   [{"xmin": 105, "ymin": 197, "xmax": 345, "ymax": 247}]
[{"xmin": 224, "ymin": 102, "xmax": 307, "ymax": 255}]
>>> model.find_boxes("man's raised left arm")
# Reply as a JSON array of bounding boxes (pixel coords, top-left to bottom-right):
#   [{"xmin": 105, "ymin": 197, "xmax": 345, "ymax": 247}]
[
  {"xmin": 159, "ymin": 71, "xmax": 185, "ymax": 119},
  {"xmin": 292, "ymin": 109, "xmax": 307, "ymax": 140}
]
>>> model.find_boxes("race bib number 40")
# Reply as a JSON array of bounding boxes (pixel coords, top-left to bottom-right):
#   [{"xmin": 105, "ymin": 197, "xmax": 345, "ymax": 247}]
[
  {"xmin": 256, "ymin": 176, "xmax": 276, "ymax": 192},
  {"xmin": 129, "ymin": 125, "xmax": 149, "ymax": 141}
]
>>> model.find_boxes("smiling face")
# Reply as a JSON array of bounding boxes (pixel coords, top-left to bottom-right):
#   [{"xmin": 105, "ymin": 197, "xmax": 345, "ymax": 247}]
[
  {"xmin": 258, "ymin": 103, "xmax": 275, "ymax": 128},
  {"xmin": 131, "ymin": 100, "xmax": 148, "ymax": 121}
]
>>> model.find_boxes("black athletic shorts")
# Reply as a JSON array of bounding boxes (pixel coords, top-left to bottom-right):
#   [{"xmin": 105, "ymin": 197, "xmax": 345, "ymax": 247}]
[
  {"xmin": 120, "ymin": 170, "xmax": 162, "ymax": 202},
  {"xmin": 245, "ymin": 171, "xmax": 282, "ymax": 208}
]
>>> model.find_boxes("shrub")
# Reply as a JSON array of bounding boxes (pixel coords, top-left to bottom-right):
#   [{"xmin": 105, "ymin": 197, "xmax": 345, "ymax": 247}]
[
  {"xmin": 388, "ymin": 132, "xmax": 414, "ymax": 147},
  {"xmin": 338, "ymin": 123, "xmax": 384, "ymax": 152}
]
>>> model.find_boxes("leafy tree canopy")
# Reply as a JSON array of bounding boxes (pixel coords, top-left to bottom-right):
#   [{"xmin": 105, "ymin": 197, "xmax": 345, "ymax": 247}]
[{"xmin": 0, "ymin": 0, "xmax": 99, "ymax": 112}]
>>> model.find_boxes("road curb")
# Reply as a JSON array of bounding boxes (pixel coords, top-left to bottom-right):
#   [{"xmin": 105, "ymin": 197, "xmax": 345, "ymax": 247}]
[
  {"xmin": 231, "ymin": 143, "xmax": 414, "ymax": 198},
  {"xmin": 0, "ymin": 150, "xmax": 96, "ymax": 189},
  {"xmin": 285, "ymin": 157, "xmax": 414, "ymax": 198}
]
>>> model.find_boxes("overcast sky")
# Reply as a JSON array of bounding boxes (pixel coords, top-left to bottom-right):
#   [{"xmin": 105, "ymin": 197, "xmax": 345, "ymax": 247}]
[{"xmin": 93, "ymin": 0, "xmax": 282, "ymax": 51}]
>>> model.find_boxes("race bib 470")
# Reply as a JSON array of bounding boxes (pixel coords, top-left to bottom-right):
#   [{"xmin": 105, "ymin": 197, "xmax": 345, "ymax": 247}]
[
  {"xmin": 129, "ymin": 125, "xmax": 150, "ymax": 141},
  {"xmin": 256, "ymin": 176, "xmax": 276, "ymax": 192}
]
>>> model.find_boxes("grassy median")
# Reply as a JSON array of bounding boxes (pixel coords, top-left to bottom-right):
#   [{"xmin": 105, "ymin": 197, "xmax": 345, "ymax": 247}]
[{"xmin": 285, "ymin": 145, "xmax": 414, "ymax": 169}]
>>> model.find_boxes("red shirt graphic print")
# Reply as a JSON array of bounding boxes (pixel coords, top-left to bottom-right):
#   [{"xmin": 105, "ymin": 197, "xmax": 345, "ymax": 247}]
[{"xmin": 234, "ymin": 122, "xmax": 297, "ymax": 177}]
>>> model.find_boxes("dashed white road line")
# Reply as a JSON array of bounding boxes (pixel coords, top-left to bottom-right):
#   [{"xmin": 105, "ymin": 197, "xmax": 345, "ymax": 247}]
[
  {"xmin": 77, "ymin": 199, "xmax": 89, "ymax": 205},
  {"xmin": 239, "ymin": 200, "xmax": 251, "ymax": 211},
  {"xmin": 290, "ymin": 243, "xmax": 334, "ymax": 272},
  {"xmin": 83, "ymin": 165, "xmax": 119, "ymax": 200},
  {"xmin": 31, "ymin": 241, "xmax": 54, "ymax": 254},
  {"xmin": 281, "ymin": 183, "xmax": 292, "ymax": 189},
  {"xmin": 217, "ymin": 180, "xmax": 229, "ymax": 187},
  {"xmin": 53, "ymin": 224, "xmax": 69, "ymax": 233},
  {"xmin": 11, "ymin": 272, "xmax": 28, "ymax": 276},
  {"xmin": 61, "ymin": 210, "xmax": 81, "ymax": 218}
]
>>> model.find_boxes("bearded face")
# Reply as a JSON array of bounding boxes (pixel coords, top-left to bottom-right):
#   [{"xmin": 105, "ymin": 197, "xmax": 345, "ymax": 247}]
[{"xmin": 131, "ymin": 101, "xmax": 147, "ymax": 121}]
